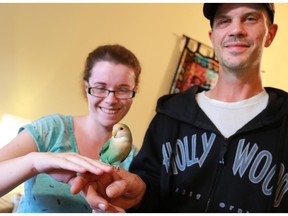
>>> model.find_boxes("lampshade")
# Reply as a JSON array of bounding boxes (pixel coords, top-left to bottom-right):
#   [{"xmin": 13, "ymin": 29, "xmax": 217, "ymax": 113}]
[{"xmin": 0, "ymin": 114, "xmax": 30, "ymax": 148}]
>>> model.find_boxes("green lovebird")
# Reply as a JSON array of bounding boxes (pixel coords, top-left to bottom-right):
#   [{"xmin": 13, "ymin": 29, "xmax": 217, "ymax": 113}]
[{"xmin": 99, "ymin": 123, "xmax": 132, "ymax": 166}]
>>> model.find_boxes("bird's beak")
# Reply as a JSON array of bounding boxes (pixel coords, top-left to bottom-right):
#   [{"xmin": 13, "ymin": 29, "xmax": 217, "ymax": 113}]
[{"xmin": 112, "ymin": 130, "xmax": 117, "ymax": 137}]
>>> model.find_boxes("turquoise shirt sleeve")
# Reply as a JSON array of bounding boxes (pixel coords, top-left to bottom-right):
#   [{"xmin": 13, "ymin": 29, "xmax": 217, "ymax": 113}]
[
  {"xmin": 16, "ymin": 114, "xmax": 88, "ymax": 213},
  {"xmin": 16, "ymin": 114, "xmax": 138, "ymax": 213}
]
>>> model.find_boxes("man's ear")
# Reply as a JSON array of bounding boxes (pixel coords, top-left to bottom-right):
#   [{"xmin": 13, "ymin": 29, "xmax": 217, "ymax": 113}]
[
  {"xmin": 265, "ymin": 24, "xmax": 278, "ymax": 47},
  {"xmin": 208, "ymin": 30, "xmax": 213, "ymax": 41}
]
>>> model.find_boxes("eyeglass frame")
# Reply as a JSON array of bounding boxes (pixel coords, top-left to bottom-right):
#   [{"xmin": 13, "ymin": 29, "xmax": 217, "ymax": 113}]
[{"xmin": 87, "ymin": 86, "xmax": 136, "ymax": 99}]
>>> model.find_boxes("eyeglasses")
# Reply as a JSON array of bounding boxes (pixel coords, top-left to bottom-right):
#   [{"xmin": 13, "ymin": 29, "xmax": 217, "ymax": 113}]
[{"xmin": 87, "ymin": 87, "xmax": 136, "ymax": 99}]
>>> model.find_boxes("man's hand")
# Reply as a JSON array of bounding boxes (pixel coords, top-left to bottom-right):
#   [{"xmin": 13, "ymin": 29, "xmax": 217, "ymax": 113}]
[{"xmin": 69, "ymin": 167, "xmax": 146, "ymax": 212}]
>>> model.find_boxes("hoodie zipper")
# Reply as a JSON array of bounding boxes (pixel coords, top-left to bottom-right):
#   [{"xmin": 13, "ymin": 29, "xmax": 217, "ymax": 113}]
[
  {"xmin": 205, "ymin": 137, "xmax": 229, "ymax": 212},
  {"xmin": 219, "ymin": 138, "xmax": 228, "ymax": 165}
]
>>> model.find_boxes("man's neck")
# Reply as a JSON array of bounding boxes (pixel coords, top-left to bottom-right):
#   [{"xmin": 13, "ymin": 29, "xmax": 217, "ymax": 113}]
[{"xmin": 206, "ymin": 69, "xmax": 264, "ymax": 102}]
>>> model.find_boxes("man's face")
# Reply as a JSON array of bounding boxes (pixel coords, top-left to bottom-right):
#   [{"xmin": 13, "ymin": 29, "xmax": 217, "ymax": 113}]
[{"xmin": 209, "ymin": 3, "xmax": 277, "ymax": 72}]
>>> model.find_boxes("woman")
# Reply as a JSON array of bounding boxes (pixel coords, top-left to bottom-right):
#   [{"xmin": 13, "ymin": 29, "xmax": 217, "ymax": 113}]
[{"xmin": 0, "ymin": 44, "xmax": 141, "ymax": 213}]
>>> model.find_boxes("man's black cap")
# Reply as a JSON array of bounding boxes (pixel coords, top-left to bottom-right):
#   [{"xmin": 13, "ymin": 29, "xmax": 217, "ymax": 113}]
[{"xmin": 203, "ymin": 3, "xmax": 275, "ymax": 27}]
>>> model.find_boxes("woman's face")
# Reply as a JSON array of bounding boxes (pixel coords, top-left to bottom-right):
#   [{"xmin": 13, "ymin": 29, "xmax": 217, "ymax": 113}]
[{"xmin": 86, "ymin": 60, "xmax": 136, "ymax": 129}]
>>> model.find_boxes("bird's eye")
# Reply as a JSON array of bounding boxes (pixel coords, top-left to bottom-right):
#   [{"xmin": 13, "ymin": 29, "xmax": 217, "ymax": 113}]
[{"xmin": 120, "ymin": 127, "xmax": 123, "ymax": 130}]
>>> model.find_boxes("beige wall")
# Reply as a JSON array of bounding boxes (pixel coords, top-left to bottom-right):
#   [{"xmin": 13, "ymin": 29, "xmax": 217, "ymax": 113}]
[{"xmin": 0, "ymin": 3, "xmax": 287, "ymax": 148}]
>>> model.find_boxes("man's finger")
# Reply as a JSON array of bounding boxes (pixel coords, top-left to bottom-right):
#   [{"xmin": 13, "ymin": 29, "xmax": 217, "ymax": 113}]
[
  {"xmin": 70, "ymin": 174, "xmax": 88, "ymax": 194},
  {"xmin": 106, "ymin": 179, "xmax": 127, "ymax": 198}
]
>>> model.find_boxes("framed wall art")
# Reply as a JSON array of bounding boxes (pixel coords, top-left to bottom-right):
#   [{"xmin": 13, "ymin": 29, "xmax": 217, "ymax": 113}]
[{"xmin": 170, "ymin": 35, "xmax": 219, "ymax": 94}]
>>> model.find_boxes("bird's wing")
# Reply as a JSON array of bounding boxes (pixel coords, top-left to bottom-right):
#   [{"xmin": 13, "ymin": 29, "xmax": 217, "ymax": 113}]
[{"xmin": 99, "ymin": 139, "xmax": 110, "ymax": 156}]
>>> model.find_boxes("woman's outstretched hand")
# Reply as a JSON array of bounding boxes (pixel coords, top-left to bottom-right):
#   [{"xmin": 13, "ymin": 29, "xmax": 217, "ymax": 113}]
[{"xmin": 31, "ymin": 152, "xmax": 113, "ymax": 184}]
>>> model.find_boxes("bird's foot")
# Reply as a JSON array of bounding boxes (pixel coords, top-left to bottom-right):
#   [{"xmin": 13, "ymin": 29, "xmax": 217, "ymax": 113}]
[{"xmin": 111, "ymin": 165, "xmax": 120, "ymax": 172}]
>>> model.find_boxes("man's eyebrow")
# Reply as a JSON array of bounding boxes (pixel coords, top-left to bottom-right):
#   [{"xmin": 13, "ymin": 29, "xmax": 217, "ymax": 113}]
[{"xmin": 215, "ymin": 10, "xmax": 262, "ymax": 19}]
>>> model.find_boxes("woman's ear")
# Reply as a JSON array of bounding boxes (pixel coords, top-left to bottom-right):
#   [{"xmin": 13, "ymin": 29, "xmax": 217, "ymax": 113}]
[
  {"xmin": 82, "ymin": 81, "xmax": 89, "ymax": 99},
  {"xmin": 265, "ymin": 24, "xmax": 278, "ymax": 47},
  {"xmin": 84, "ymin": 81, "xmax": 89, "ymax": 89}
]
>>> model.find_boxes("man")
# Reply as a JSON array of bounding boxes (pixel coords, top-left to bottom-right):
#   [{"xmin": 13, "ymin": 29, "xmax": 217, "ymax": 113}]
[{"xmin": 71, "ymin": 3, "xmax": 288, "ymax": 213}]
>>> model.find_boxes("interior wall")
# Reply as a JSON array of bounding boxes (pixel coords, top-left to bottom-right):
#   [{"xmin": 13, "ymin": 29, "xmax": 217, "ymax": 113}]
[{"xmin": 0, "ymin": 3, "xmax": 287, "ymax": 148}]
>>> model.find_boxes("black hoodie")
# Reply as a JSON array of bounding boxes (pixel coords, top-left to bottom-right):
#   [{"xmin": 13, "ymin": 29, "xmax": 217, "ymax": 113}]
[{"xmin": 128, "ymin": 85, "xmax": 288, "ymax": 213}]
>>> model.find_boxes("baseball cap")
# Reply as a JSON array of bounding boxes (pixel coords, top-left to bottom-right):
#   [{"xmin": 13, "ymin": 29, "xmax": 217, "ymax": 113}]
[{"xmin": 203, "ymin": 3, "xmax": 275, "ymax": 27}]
